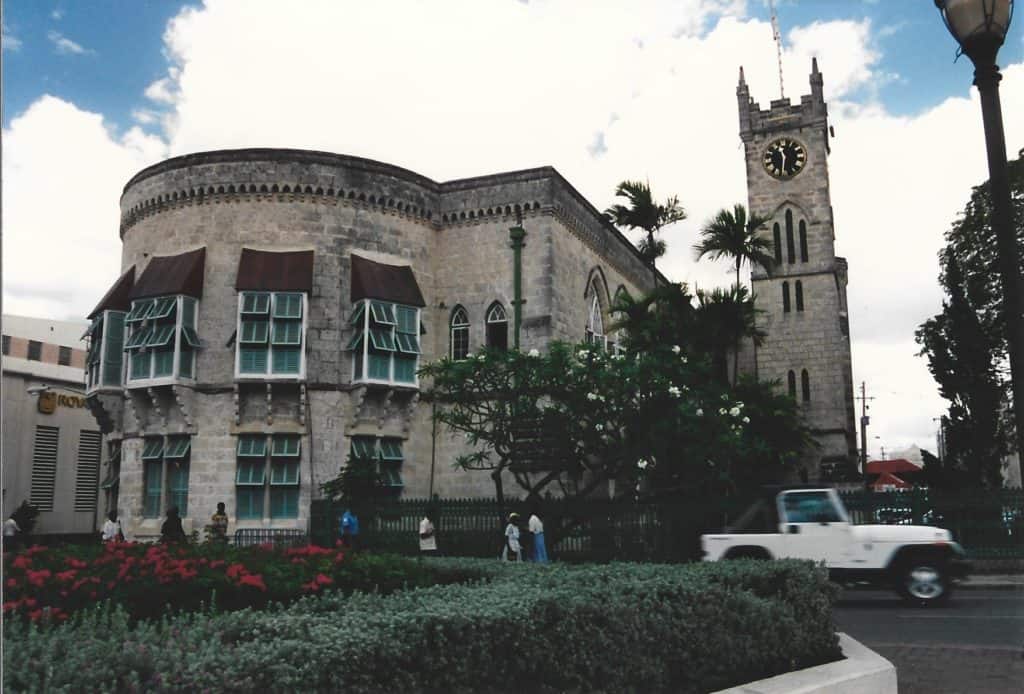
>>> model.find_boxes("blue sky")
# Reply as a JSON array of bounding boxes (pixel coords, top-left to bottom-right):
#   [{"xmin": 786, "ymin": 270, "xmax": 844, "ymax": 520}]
[
  {"xmin": 2, "ymin": 0, "xmax": 1024, "ymax": 458},
  {"xmin": 4, "ymin": 1, "xmax": 1020, "ymax": 134}
]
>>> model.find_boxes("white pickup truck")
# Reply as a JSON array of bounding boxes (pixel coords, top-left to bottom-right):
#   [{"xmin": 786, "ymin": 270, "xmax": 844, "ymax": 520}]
[{"xmin": 701, "ymin": 486, "xmax": 970, "ymax": 604}]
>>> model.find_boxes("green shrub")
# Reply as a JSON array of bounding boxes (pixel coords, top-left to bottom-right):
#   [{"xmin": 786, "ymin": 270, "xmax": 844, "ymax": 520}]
[{"xmin": 4, "ymin": 559, "xmax": 839, "ymax": 693}]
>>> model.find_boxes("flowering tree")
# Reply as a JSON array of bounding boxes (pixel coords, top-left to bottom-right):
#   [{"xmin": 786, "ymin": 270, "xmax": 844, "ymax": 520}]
[{"xmin": 421, "ymin": 341, "xmax": 789, "ymax": 512}]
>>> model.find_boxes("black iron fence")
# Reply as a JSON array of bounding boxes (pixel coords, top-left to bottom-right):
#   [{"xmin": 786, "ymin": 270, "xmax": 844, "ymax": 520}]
[{"xmin": 311, "ymin": 487, "xmax": 1024, "ymax": 561}]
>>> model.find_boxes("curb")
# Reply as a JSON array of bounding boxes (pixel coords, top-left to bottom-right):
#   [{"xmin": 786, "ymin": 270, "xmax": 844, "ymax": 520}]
[{"xmin": 712, "ymin": 633, "xmax": 896, "ymax": 694}]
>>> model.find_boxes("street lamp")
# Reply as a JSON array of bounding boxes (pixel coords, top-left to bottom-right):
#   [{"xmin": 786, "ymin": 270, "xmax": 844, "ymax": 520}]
[{"xmin": 935, "ymin": 0, "xmax": 1024, "ymax": 462}]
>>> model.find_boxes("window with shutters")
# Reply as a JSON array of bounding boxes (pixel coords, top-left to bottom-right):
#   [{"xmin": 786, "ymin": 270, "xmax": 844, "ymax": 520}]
[
  {"xmin": 348, "ymin": 299, "xmax": 421, "ymax": 386},
  {"xmin": 124, "ymin": 296, "xmax": 199, "ymax": 386},
  {"xmin": 86, "ymin": 310, "xmax": 127, "ymax": 392},
  {"xmin": 235, "ymin": 434, "xmax": 301, "ymax": 520},
  {"xmin": 74, "ymin": 430, "xmax": 102, "ymax": 512},
  {"xmin": 450, "ymin": 306, "xmax": 470, "ymax": 361},
  {"xmin": 141, "ymin": 435, "xmax": 191, "ymax": 517},
  {"xmin": 485, "ymin": 302, "xmax": 508, "ymax": 351},
  {"xmin": 30, "ymin": 426, "xmax": 59, "ymax": 511},
  {"xmin": 350, "ymin": 436, "xmax": 405, "ymax": 490},
  {"xmin": 236, "ymin": 292, "xmax": 306, "ymax": 379}
]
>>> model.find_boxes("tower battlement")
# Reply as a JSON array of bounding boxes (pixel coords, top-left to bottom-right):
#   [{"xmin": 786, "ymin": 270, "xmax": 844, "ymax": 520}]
[{"xmin": 737, "ymin": 59, "xmax": 827, "ymax": 143}]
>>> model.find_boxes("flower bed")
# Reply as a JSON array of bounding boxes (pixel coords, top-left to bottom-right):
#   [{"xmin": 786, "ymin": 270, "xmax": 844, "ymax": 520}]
[
  {"xmin": 2, "ymin": 542, "xmax": 484, "ymax": 623},
  {"xmin": 4, "ymin": 558, "xmax": 841, "ymax": 693}
]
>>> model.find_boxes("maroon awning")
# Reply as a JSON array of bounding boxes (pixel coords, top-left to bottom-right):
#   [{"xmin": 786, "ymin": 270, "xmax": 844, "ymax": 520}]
[
  {"xmin": 350, "ymin": 255, "xmax": 425, "ymax": 307},
  {"xmin": 235, "ymin": 249, "xmax": 315, "ymax": 293},
  {"xmin": 88, "ymin": 266, "xmax": 136, "ymax": 319},
  {"xmin": 129, "ymin": 248, "xmax": 206, "ymax": 300}
]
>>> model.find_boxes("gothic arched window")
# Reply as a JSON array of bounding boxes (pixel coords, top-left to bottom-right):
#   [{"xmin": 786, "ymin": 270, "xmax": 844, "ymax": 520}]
[
  {"xmin": 799, "ymin": 220, "xmax": 809, "ymax": 262},
  {"xmin": 801, "ymin": 369, "xmax": 811, "ymax": 402},
  {"xmin": 584, "ymin": 293, "xmax": 604, "ymax": 347},
  {"xmin": 785, "ymin": 210, "xmax": 796, "ymax": 264},
  {"xmin": 773, "ymin": 223, "xmax": 782, "ymax": 265},
  {"xmin": 782, "ymin": 281, "xmax": 791, "ymax": 313},
  {"xmin": 795, "ymin": 281, "xmax": 804, "ymax": 312},
  {"xmin": 787, "ymin": 370, "xmax": 797, "ymax": 398},
  {"xmin": 486, "ymin": 302, "xmax": 508, "ymax": 351},
  {"xmin": 450, "ymin": 306, "xmax": 469, "ymax": 360}
]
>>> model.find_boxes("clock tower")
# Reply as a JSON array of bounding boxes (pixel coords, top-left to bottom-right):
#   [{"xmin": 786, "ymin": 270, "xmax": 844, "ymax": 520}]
[{"xmin": 737, "ymin": 59, "xmax": 858, "ymax": 481}]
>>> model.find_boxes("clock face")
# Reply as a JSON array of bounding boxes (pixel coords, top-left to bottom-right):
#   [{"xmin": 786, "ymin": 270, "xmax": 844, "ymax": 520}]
[{"xmin": 762, "ymin": 138, "xmax": 807, "ymax": 179}]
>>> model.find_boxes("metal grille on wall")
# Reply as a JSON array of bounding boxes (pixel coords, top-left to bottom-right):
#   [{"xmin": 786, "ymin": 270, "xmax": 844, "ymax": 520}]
[
  {"xmin": 74, "ymin": 430, "xmax": 102, "ymax": 512},
  {"xmin": 30, "ymin": 425, "xmax": 60, "ymax": 511}
]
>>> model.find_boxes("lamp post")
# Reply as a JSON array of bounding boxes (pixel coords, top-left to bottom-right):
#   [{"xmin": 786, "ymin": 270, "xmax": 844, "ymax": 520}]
[{"xmin": 935, "ymin": 0, "xmax": 1024, "ymax": 461}]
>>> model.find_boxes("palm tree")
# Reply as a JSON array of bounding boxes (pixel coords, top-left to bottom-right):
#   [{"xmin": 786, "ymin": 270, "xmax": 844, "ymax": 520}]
[
  {"xmin": 692, "ymin": 285, "xmax": 765, "ymax": 386},
  {"xmin": 693, "ymin": 203, "xmax": 773, "ymax": 290},
  {"xmin": 694, "ymin": 204, "xmax": 773, "ymax": 384},
  {"xmin": 605, "ymin": 180, "xmax": 687, "ymax": 284}
]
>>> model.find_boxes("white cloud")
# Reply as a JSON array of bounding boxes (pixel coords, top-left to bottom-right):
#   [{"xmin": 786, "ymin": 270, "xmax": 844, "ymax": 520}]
[
  {"xmin": 3, "ymin": 0, "xmax": 1023, "ymax": 458},
  {"xmin": 47, "ymin": 30, "xmax": 91, "ymax": 55},
  {"xmin": 51, "ymin": 9, "xmax": 64, "ymax": 21},
  {"xmin": 1, "ymin": 96, "xmax": 167, "ymax": 320}
]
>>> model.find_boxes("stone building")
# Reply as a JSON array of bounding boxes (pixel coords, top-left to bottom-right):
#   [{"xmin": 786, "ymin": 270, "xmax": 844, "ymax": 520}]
[
  {"xmin": 737, "ymin": 60, "xmax": 859, "ymax": 480},
  {"xmin": 2, "ymin": 314, "xmax": 105, "ymax": 534},
  {"xmin": 85, "ymin": 150, "xmax": 655, "ymax": 539}
]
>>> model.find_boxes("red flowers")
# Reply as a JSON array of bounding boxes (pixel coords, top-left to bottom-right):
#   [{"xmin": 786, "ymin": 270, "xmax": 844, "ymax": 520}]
[{"xmin": 4, "ymin": 539, "xmax": 347, "ymax": 621}]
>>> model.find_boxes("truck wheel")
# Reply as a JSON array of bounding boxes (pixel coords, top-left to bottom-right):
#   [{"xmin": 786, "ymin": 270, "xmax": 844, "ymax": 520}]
[{"xmin": 897, "ymin": 561, "xmax": 951, "ymax": 605}]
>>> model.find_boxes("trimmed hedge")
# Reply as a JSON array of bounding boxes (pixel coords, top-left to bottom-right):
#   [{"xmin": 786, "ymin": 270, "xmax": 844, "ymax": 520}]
[{"xmin": 4, "ymin": 559, "xmax": 840, "ymax": 693}]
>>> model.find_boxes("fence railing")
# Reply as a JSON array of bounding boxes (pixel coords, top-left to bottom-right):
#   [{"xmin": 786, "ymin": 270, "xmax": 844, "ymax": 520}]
[{"xmin": 311, "ymin": 487, "xmax": 1024, "ymax": 561}]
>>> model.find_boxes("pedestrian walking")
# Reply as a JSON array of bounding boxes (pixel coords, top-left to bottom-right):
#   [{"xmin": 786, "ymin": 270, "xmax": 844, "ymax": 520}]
[
  {"xmin": 210, "ymin": 502, "xmax": 229, "ymax": 543},
  {"xmin": 101, "ymin": 510, "xmax": 124, "ymax": 542},
  {"xmin": 502, "ymin": 513, "xmax": 522, "ymax": 561},
  {"xmin": 419, "ymin": 513, "xmax": 437, "ymax": 556},
  {"xmin": 160, "ymin": 506, "xmax": 187, "ymax": 544},
  {"xmin": 339, "ymin": 509, "xmax": 359, "ymax": 550},
  {"xmin": 528, "ymin": 510, "xmax": 548, "ymax": 563},
  {"xmin": 3, "ymin": 514, "xmax": 21, "ymax": 553}
]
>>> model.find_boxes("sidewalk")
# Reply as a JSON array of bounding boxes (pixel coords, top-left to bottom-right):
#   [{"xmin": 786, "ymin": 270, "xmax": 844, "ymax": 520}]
[{"xmin": 958, "ymin": 574, "xmax": 1024, "ymax": 589}]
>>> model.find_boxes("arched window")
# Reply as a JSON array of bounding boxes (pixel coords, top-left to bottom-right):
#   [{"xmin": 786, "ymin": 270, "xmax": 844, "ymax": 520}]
[
  {"xmin": 486, "ymin": 302, "xmax": 508, "ymax": 351},
  {"xmin": 773, "ymin": 223, "xmax": 782, "ymax": 265},
  {"xmin": 795, "ymin": 281, "xmax": 804, "ymax": 311},
  {"xmin": 450, "ymin": 306, "xmax": 469, "ymax": 360},
  {"xmin": 584, "ymin": 294, "xmax": 604, "ymax": 347},
  {"xmin": 801, "ymin": 369, "xmax": 811, "ymax": 402},
  {"xmin": 782, "ymin": 282, "xmax": 791, "ymax": 313},
  {"xmin": 785, "ymin": 209, "xmax": 796, "ymax": 264},
  {"xmin": 787, "ymin": 370, "xmax": 797, "ymax": 398},
  {"xmin": 799, "ymin": 221, "xmax": 808, "ymax": 262}
]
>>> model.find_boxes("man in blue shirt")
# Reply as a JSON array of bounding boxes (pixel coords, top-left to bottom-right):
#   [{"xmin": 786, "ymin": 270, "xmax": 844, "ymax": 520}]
[{"xmin": 340, "ymin": 509, "xmax": 359, "ymax": 550}]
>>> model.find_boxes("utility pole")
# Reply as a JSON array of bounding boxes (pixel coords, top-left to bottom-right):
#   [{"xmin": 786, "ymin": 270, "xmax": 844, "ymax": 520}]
[{"xmin": 854, "ymin": 381, "xmax": 876, "ymax": 476}]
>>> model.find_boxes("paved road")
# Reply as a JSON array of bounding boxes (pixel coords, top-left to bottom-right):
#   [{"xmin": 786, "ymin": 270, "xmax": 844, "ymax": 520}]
[{"xmin": 834, "ymin": 588, "xmax": 1024, "ymax": 693}]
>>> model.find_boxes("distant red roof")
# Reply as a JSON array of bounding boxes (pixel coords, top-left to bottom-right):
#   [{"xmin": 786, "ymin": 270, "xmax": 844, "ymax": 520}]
[
  {"xmin": 865, "ymin": 458, "xmax": 920, "ymax": 475},
  {"xmin": 870, "ymin": 471, "xmax": 912, "ymax": 490}
]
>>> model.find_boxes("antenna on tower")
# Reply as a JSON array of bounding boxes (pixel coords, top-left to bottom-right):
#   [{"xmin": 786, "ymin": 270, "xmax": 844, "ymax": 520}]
[{"xmin": 768, "ymin": 0, "xmax": 785, "ymax": 99}]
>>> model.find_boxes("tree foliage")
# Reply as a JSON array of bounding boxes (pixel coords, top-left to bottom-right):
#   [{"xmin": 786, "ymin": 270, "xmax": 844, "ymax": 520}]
[
  {"xmin": 694, "ymin": 203, "xmax": 774, "ymax": 289},
  {"xmin": 916, "ymin": 150, "xmax": 1022, "ymax": 487}
]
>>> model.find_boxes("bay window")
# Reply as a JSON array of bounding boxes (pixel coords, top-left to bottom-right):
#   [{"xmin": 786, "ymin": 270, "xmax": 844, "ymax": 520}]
[
  {"xmin": 124, "ymin": 295, "xmax": 199, "ymax": 385},
  {"xmin": 236, "ymin": 291, "xmax": 307, "ymax": 378},
  {"xmin": 348, "ymin": 299, "xmax": 420, "ymax": 386}
]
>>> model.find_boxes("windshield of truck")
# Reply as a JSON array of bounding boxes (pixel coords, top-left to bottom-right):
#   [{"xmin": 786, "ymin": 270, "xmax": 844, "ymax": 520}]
[{"xmin": 780, "ymin": 491, "xmax": 844, "ymax": 523}]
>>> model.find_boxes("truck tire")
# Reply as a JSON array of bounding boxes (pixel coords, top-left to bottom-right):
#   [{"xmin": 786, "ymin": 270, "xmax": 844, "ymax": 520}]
[
  {"xmin": 723, "ymin": 546, "xmax": 772, "ymax": 560},
  {"xmin": 896, "ymin": 558, "xmax": 951, "ymax": 605}
]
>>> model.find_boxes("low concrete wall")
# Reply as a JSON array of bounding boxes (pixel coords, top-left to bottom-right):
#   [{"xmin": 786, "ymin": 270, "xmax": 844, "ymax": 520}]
[{"xmin": 712, "ymin": 632, "xmax": 896, "ymax": 694}]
